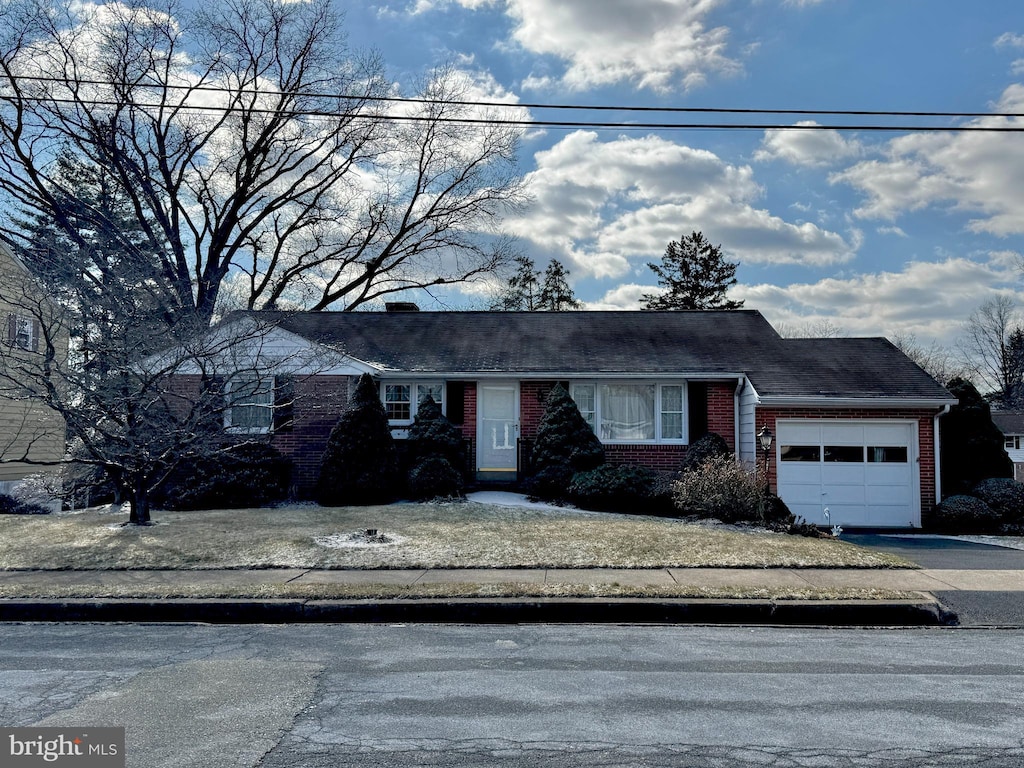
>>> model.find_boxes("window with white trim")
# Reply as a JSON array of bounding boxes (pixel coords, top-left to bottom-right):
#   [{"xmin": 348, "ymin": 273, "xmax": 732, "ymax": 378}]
[
  {"xmin": 226, "ymin": 375, "xmax": 274, "ymax": 433},
  {"xmin": 1006, "ymin": 435, "xmax": 1021, "ymax": 451},
  {"xmin": 5, "ymin": 314, "xmax": 37, "ymax": 352},
  {"xmin": 382, "ymin": 381, "xmax": 444, "ymax": 424},
  {"xmin": 571, "ymin": 382, "xmax": 687, "ymax": 443}
]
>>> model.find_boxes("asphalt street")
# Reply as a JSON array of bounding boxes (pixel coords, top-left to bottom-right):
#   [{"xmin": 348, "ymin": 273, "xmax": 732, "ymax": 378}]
[
  {"xmin": 845, "ymin": 534, "xmax": 1024, "ymax": 627},
  {"xmin": 2, "ymin": 623, "xmax": 1024, "ymax": 768}
]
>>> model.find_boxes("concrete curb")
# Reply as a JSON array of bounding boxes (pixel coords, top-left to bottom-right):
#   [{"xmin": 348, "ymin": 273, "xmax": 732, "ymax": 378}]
[{"xmin": 0, "ymin": 597, "xmax": 958, "ymax": 626}]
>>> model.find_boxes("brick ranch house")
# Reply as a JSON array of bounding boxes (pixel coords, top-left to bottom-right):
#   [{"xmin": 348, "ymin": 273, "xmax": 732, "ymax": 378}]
[{"xmin": 167, "ymin": 308, "xmax": 955, "ymax": 529}]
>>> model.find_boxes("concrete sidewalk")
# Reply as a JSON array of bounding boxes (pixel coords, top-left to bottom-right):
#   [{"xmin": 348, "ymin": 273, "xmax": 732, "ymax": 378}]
[
  {"xmin": 2, "ymin": 566, "xmax": 1024, "ymax": 592},
  {"xmin": 6, "ymin": 565, "xmax": 1020, "ymax": 625}
]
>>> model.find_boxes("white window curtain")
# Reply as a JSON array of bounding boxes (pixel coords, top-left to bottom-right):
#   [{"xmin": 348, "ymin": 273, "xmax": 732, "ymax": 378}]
[{"xmin": 600, "ymin": 384, "xmax": 655, "ymax": 441}]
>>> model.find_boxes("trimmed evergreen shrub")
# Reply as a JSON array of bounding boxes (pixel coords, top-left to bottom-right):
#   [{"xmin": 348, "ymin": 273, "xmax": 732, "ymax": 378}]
[
  {"xmin": 970, "ymin": 477, "xmax": 1024, "ymax": 525},
  {"xmin": 930, "ymin": 494, "xmax": 1001, "ymax": 533},
  {"xmin": 763, "ymin": 493, "xmax": 795, "ymax": 530},
  {"xmin": 528, "ymin": 384, "xmax": 604, "ymax": 499},
  {"xmin": 940, "ymin": 378, "xmax": 1013, "ymax": 496},
  {"xmin": 681, "ymin": 432, "xmax": 731, "ymax": 472},
  {"xmin": 318, "ymin": 373, "xmax": 401, "ymax": 506},
  {"xmin": 408, "ymin": 456, "xmax": 464, "ymax": 500},
  {"xmin": 672, "ymin": 454, "xmax": 765, "ymax": 524},
  {"xmin": 159, "ymin": 443, "xmax": 292, "ymax": 510},
  {"xmin": 0, "ymin": 493, "xmax": 51, "ymax": 515},
  {"xmin": 567, "ymin": 464, "xmax": 656, "ymax": 513},
  {"xmin": 406, "ymin": 395, "xmax": 466, "ymax": 471}
]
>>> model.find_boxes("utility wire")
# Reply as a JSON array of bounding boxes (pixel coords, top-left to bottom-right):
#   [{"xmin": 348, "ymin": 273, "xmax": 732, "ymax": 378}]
[
  {"xmin": 9, "ymin": 73, "xmax": 1024, "ymax": 120},
  {"xmin": 6, "ymin": 94, "xmax": 1024, "ymax": 132}
]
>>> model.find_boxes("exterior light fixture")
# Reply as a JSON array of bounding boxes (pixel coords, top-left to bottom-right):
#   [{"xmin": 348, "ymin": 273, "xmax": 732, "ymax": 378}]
[{"xmin": 758, "ymin": 425, "xmax": 774, "ymax": 488}]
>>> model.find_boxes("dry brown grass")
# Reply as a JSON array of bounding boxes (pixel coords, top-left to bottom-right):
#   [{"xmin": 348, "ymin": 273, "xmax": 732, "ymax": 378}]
[{"xmin": 0, "ymin": 500, "xmax": 911, "ymax": 570}]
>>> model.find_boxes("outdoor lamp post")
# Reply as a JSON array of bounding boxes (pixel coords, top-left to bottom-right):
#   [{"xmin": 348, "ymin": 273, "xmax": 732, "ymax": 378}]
[{"xmin": 758, "ymin": 425, "xmax": 774, "ymax": 490}]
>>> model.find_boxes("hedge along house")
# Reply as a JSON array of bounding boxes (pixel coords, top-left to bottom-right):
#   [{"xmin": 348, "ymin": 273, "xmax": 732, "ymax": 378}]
[{"xmin": 167, "ymin": 308, "xmax": 955, "ymax": 529}]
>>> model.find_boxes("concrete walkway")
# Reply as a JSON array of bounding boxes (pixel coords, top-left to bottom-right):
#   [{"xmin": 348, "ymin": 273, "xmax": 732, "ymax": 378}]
[{"xmin": 2, "ymin": 566, "xmax": 1024, "ymax": 592}]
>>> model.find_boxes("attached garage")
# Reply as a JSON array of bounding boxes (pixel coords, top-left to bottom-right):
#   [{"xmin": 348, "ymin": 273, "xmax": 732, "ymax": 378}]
[{"xmin": 776, "ymin": 420, "xmax": 919, "ymax": 528}]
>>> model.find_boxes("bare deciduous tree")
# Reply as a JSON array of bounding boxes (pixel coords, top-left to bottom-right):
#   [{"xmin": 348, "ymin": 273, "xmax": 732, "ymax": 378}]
[
  {"xmin": 959, "ymin": 296, "xmax": 1024, "ymax": 407},
  {"xmin": 0, "ymin": 0, "xmax": 525, "ymax": 328}
]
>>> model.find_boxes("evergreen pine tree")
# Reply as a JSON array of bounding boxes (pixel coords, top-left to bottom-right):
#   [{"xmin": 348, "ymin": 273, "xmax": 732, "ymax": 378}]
[
  {"xmin": 642, "ymin": 231, "xmax": 744, "ymax": 310},
  {"xmin": 538, "ymin": 259, "xmax": 581, "ymax": 311},
  {"xmin": 940, "ymin": 378, "xmax": 1013, "ymax": 497},
  {"xmin": 492, "ymin": 255, "xmax": 540, "ymax": 310},
  {"xmin": 529, "ymin": 384, "xmax": 604, "ymax": 497},
  {"xmin": 318, "ymin": 374, "xmax": 401, "ymax": 506},
  {"xmin": 405, "ymin": 395, "xmax": 466, "ymax": 499}
]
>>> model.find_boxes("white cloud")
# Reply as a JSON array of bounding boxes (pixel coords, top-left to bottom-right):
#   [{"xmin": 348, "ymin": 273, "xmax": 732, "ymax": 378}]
[
  {"xmin": 411, "ymin": 0, "xmax": 741, "ymax": 92},
  {"xmin": 994, "ymin": 32, "xmax": 1024, "ymax": 48},
  {"xmin": 754, "ymin": 122, "xmax": 863, "ymax": 167},
  {"xmin": 506, "ymin": 130, "xmax": 857, "ymax": 279},
  {"xmin": 586, "ymin": 283, "xmax": 652, "ymax": 310},
  {"xmin": 829, "ymin": 85, "xmax": 1024, "ymax": 235},
  {"xmin": 734, "ymin": 252, "xmax": 1024, "ymax": 344},
  {"xmin": 877, "ymin": 226, "xmax": 907, "ymax": 238}
]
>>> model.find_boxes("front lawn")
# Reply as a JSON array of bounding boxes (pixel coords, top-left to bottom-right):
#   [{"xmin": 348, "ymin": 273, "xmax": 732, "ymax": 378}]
[{"xmin": 0, "ymin": 500, "xmax": 911, "ymax": 570}]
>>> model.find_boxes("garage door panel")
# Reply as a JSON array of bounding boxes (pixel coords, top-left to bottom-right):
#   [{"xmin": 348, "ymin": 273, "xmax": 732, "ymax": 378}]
[
  {"xmin": 822, "ymin": 424, "xmax": 864, "ymax": 444},
  {"xmin": 775, "ymin": 420, "xmax": 917, "ymax": 528}
]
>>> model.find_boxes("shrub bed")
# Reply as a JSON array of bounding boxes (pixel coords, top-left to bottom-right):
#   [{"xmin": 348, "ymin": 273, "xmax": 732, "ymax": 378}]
[
  {"xmin": 930, "ymin": 494, "xmax": 1001, "ymax": 533},
  {"xmin": 159, "ymin": 443, "xmax": 292, "ymax": 511}
]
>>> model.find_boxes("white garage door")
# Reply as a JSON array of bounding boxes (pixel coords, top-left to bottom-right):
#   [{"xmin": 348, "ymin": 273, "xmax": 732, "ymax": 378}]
[{"xmin": 776, "ymin": 421, "xmax": 919, "ymax": 528}]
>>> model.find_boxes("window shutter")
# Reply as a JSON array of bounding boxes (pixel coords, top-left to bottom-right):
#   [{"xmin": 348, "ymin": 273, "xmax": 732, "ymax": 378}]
[
  {"xmin": 31, "ymin": 319, "xmax": 41, "ymax": 353},
  {"xmin": 5, "ymin": 314, "xmax": 14, "ymax": 345},
  {"xmin": 446, "ymin": 381, "xmax": 465, "ymax": 425},
  {"xmin": 274, "ymin": 375, "xmax": 295, "ymax": 433}
]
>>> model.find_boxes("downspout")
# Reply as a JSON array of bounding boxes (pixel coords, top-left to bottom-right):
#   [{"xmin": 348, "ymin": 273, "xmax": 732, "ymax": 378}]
[
  {"xmin": 734, "ymin": 376, "xmax": 745, "ymax": 462},
  {"xmin": 933, "ymin": 404, "xmax": 951, "ymax": 508}
]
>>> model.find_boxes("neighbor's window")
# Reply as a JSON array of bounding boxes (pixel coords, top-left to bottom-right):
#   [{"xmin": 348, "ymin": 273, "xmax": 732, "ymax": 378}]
[
  {"xmin": 1005, "ymin": 436, "xmax": 1021, "ymax": 451},
  {"xmin": 571, "ymin": 382, "xmax": 685, "ymax": 443},
  {"xmin": 5, "ymin": 314, "xmax": 37, "ymax": 352},
  {"xmin": 226, "ymin": 375, "xmax": 274, "ymax": 433}
]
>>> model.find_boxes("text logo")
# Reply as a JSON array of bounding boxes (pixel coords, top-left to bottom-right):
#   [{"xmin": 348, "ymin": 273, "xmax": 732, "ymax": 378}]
[{"xmin": 1, "ymin": 729, "xmax": 124, "ymax": 767}]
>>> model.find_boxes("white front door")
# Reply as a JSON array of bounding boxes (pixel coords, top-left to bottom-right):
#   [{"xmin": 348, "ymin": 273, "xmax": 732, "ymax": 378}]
[
  {"xmin": 477, "ymin": 383, "xmax": 519, "ymax": 479},
  {"xmin": 776, "ymin": 420, "xmax": 919, "ymax": 528}
]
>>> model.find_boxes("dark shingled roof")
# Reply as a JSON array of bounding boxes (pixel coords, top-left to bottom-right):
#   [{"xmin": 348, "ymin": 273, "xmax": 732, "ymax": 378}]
[
  {"xmin": 250, "ymin": 309, "xmax": 952, "ymax": 402},
  {"xmin": 992, "ymin": 411, "xmax": 1024, "ymax": 436}
]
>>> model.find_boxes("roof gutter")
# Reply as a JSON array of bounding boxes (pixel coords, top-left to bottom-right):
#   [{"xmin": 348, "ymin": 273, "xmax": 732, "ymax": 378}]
[
  {"xmin": 754, "ymin": 396, "xmax": 958, "ymax": 408},
  {"xmin": 377, "ymin": 371, "xmax": 750, "ymax": 381}
]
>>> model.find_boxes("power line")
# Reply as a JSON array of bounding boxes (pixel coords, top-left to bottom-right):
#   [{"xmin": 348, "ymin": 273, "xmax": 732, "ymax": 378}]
[
  {"xmin": 6, "ymin": 94, "xmax": 1024, "ymax": 132},
  {"xmin": 8, "ymin": 73, "xmax": 1024, "ymax": 121}
]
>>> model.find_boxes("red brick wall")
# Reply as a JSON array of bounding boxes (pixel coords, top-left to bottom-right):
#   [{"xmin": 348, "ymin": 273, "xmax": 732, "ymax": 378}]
[
  {"xmin": 755, "ymin": 406, "xmax": 941, "ymax": 515},
  {"xmin": 706, "ymin": 381, "xmax": 736, "ymax": 450},
  {"xmin": 460, "ymin": 382, "xmax": 477, "ymax": 474},
  {"xmin": 603, "ymin": 444, "xmax": 689, "ymax": 472},
  {"xmin": 272, "ymin": 375, "xmax": 350, "ymax": 497}
]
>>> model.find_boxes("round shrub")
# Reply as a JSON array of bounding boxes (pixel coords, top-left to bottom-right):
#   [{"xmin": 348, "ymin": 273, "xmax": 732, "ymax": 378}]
[
  {"xmin": 524, "ymin": 462, "xmax": 574, "ymax": 501},
  {"xmin": 970, "ymin": 478, "xmax": 1024, "ymax": 525},
  {"xmin": 408, "ymin": 456, "xmax": 464, "ymax": 501},
  {"xmin": 673, "ymin": 454, "xmax": 765, "ymax": 524},
  {"xmin": 160, "ymin": 443, "xmax": 292, "ymax": 510},
  {"xmin": 681, "ymin": 432, "xmax": 731, "ymax": 472},
  {"xmin": 763, "ymin": 493, "xmax": 795, "ymax": 530},
  {"xmin": 567, "ymin": 464, "xmax": 656, "ymax": 513},
  {"xmin": 930, "ymin": 494, "xmax": 1001, "ymax": 533}
]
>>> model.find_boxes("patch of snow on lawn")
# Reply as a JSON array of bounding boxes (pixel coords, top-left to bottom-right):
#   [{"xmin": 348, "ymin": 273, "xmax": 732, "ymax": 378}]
[{"xmin": 315, "ymin": 530, "xmax": 406, "ymax": 549}]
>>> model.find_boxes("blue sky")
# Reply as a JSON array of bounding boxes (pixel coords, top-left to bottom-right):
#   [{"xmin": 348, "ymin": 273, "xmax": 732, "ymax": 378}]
[{"xmin": 335, "ymin": 0, "xmax": 1024, "ymax": 345}]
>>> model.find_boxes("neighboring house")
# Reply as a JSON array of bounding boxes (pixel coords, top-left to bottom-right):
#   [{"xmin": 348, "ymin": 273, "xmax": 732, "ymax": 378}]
[
  {"xmin": 991, "ymin": 411, "xmax": 1024, "ymax": 482},
  {"xmin": 167, "ymin": 307, "xmax": 955, "ymax": 529},
  {"xmin": 0, "ymin": 242, "xmax": 66, "ymax": 495}
]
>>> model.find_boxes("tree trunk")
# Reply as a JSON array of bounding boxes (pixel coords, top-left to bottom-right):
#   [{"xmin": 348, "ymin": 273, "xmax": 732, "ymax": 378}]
[{"xmin": 128, "ymin": 487, "xmax": 152, "ymax": 525}]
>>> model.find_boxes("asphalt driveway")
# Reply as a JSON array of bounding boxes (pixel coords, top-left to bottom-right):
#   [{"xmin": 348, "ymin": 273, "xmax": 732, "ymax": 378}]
[{"xmin": 845, "ymin": 533, "xmax": 1024, "ymax": 627}]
